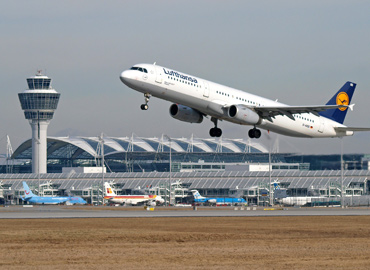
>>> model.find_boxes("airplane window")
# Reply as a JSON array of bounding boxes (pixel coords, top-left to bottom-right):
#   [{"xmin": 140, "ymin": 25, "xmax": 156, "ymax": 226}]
[
  {"xmin": 130, "ymin": 67, "xmax": 139, "ymax": 70},
  {"xmin": 144, "ymin": 69, "xmax": 148, "ymax": 73}
]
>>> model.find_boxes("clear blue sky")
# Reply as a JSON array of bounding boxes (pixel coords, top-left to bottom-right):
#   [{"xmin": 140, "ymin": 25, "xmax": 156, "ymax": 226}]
[{"xmin": 1, "ymin": 0, "xmax": 369, "ymax": 154}]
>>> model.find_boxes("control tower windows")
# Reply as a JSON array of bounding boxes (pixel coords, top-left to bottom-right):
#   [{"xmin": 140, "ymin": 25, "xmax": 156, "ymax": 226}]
[{"xmin": 27, "ymin": 78, "xmax": 51, "ymax": 90}]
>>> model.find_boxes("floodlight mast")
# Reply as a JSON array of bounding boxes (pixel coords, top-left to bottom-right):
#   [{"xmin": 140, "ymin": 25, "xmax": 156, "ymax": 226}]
[
  {"xmin": 18, "ymin": 71, "xmax": 60, "ymax": 174},
  {"xmin": 164, "ymin": 134, "xmax": 172, "ymax": 206}
]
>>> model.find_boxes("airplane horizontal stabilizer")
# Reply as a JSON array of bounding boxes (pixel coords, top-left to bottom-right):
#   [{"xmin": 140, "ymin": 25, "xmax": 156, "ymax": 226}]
[{"xmin": 334, "ymin": 127, "xmax": 370, "ymax": 132}]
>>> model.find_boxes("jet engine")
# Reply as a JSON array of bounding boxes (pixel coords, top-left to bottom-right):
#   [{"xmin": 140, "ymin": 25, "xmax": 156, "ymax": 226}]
[
  {"xmin": 228, "ymin": 105, "xmax": 261, "ymax": 125},
  {"xmin": 169, "ymin": 104, "xmax": 203, "ymax": 123}
]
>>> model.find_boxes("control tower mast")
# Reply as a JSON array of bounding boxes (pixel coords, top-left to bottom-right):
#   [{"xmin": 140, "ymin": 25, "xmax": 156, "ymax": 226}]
[{"xmin": 18, "ymin": 71, "xmax": 60, "ymax": 174}]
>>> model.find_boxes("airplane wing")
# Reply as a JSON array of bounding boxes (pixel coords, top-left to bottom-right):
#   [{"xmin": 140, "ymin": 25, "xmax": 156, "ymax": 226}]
[
  {"xmin": 253, "ymin": 104, "xmax": 350, "ymax": 122},
  {"xmin": 334, "ymin": 127, "xmax": 370, "ymax": 132}
]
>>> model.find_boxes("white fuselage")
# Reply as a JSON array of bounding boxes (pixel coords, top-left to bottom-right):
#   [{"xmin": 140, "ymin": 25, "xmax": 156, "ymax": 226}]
[{"xmin": 120, "ymin": 64, "xmax": 352, "ymax": 138}]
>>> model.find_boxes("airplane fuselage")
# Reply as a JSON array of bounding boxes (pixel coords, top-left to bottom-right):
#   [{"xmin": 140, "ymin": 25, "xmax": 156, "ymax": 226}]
[
  {"xmin": 104, "ymin": 195, "xmax": 160, "ymax": 205},
  {"xmin": 25, "ymin": 196, "xmax": 86, "ymax": 205},
  {"xmin": 120, "ymin": 64, "xmax": 354, "ymax": 138}
]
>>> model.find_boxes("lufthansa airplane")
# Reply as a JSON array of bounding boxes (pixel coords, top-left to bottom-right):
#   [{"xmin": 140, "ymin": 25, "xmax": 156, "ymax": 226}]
[{"xmin": 120, "ymin": 63, "xmax": 370, "ymax": 139}]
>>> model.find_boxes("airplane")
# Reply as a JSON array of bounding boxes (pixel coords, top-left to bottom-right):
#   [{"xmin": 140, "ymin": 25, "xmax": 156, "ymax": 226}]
[
  {"xmin": 191, "ymin": 190, "xmax": 246, "ymax": 205},
  {"xmin": 120, "ymin": 63, "xmax": 370, "ymax": 139},
  {"xmin": 22, "ymin": 181, "xmax": 87, "ymax": 205},
  {"xmin": 278, "ymin": 196, "xmax": 325, "ymax": 206},
  {"xmin": 103, "ymin": 182, "xmax": 165, "ymax": 205}
]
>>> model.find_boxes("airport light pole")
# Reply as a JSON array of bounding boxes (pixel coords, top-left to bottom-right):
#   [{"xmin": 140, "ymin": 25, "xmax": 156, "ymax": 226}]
[
  {"xmin": 164, "ymin": 135, "xmax": 172, "ymax": 206},
  {"xmin": 340, "ymin": 137, "xmax": 344, "ymax": 208},
  {"xmin": 269, "ymin": 145, "xmax": 272, "ymax": 206},
  {"xmin": 100, "ymin": 133, "xmax": 105, "ymax": 206}
]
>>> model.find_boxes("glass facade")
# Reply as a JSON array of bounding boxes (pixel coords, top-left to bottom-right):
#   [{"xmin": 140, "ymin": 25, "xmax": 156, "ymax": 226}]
[
  {"xmin": 19, "ymin": 93, "xmax": 60, "ymax": 111},
  {"xmin": 27, "ymin": 78, "xmax": 51, "ymax": 90},
  {"xmin": 24, "ymin": 111, "xmax": 55, "ymax": 120}
]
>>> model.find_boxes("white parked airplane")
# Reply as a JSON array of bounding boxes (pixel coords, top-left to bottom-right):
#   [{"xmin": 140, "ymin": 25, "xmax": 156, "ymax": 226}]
[
  {"xmin": 120, "ymin": 63, "xmax": 370, "ymax": 139},
  {"xmin": 104, "ymin": 182, "xmax": 164, "ymax": 205}
]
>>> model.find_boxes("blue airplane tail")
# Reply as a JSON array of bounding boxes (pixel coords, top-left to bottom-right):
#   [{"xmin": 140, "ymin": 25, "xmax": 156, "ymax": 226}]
[
  {"xmin": 23, "ymin": 181, "xmax": 36, "ymax": 199},
  {"xmin": 319, "ymin": 81, "xmax": 356, "ymax": 124},
  {"xmin": 273, "ymin": 182, "xmax": 280, "ymax": 190}
]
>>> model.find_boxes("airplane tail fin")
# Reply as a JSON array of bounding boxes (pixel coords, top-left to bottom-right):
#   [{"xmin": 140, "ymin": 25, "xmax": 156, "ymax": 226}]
[
  {"xmin": 104, "ymin": 182, "xmax": 117, "ymax": 197},
  {"xmin": 319, "ymin": 81, "xmax": 356, "ymax": 124},
  {"xmin": 191, "ymin": 190, "xmax": 205, "ymax": 199},
  {"xmin": 23, "ymin": 181, "xmax": 35, "ymax": 199},
  {"xmin": 273, "ymin": 182, "xmax": 280, "ymax": 190}
]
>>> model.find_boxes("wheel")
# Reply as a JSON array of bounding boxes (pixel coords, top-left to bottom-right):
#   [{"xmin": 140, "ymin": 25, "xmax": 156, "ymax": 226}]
[
  {"xmin": 215, "ymin": 128, "xmax": 222, "ymax": 137},
  {"xmin": 140, "ymin": 104, "xmax": 148, "ymax": 110},
  {"xmin": 255, "ymin": 129, "xmax": 261, "ymax": 139},
  {"xmin": 248, "ymin": 129, "xmax": 255, "ymax": 138},
  {"xmin": 209, "ymin": 128, "xmax": 216, "ymax": 137}
]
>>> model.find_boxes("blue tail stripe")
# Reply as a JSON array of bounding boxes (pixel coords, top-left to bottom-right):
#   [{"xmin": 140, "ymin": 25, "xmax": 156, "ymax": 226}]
[{"xmin": 319, "ymin": 81, "xmax": 356, "ymax": 124}]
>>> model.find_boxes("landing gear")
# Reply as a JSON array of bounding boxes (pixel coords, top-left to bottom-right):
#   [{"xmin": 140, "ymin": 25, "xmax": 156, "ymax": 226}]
[
  {"xmin": 141, "ymin": 93, "xmax": 151, "ymax": 110},
  {"xmin": 248, "ymin": 127, "xmax": 261, "ymax": 139},
  {"xmin": 209, "ymin": 117, "xmax": 222, "ymax": 137},
  {"xmin": 210, "ymin": 127, "xmax": 222, "ymax": 137}
]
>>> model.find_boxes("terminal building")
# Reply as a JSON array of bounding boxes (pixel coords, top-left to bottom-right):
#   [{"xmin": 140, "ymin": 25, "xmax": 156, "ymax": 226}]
[
  {"xmin": 1, "ymin": 135, "xmax": 370, "ymax": 206},
  {"xmin": 4, "ymin": 134, "xmax": 370, "ymax": 173}
]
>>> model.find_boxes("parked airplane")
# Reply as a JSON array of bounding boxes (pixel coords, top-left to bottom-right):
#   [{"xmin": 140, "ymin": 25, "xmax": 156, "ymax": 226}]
[
  {"xmin": 104, "ymin": 182, "xmax": 164, "ymax": 205},
  {"xmin": 191, "ymin": 190, "xmax": 246, "ymax": 205},
  {"xmin": 279, "ymin": 196, "xmax": 328, "ymax": 206},
  {"xmin": 120, "ymin": 63, "xmax": 370, "ymax": 138},
  {"xmin": 22, "ymin": 182, "xmax": 87, "ymax": 205}
]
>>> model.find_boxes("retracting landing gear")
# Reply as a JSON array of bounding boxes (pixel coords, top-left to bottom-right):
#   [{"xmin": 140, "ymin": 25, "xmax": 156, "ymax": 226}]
[
  {"xmin": 140, "ymin": 93, "xmax": 151, "ymax": 110},
  {"xmin": 209, "ymin": 117, "xmax": 222, "ymax": 137},
  {"xmin": 248, "ymin": 127, "xmax": 261, "ymax": 139}
]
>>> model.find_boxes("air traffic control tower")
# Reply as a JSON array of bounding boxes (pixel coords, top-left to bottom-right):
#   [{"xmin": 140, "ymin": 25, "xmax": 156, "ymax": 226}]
[{"xmin": 18, "ymin": 71, "xmax": 60, "ymax": 174}]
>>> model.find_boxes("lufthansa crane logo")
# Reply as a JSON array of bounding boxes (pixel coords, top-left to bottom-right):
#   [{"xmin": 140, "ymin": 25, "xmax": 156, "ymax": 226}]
[{"xmin": 336, "ymin": 92, "xmax": 349, "ymax": 111}]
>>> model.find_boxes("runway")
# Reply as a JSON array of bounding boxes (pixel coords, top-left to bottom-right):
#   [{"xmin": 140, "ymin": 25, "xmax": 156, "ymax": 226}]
[{"xmin": 1, "ymin": 205, "xmax": 370, "ymax": 219}]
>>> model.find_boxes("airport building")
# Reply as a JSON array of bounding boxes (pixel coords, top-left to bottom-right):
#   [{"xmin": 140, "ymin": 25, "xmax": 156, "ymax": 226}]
[
  {"xmin": 0, "ymin": 134, "xmax": 370, "ymax": 206},
  {"xmin": 3, "ymin": 135, "xmax": 370, "ymax": 174},
  {"xmin": 18, "ymin": 71, "xmax": 60, "ymax": 174},
  {"xmin": 1, "ymin": 169, "xmax": 370, "ymax": 206}
]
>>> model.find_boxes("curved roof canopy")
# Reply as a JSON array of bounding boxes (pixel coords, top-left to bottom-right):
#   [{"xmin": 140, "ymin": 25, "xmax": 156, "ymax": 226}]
[{"xmin": 11, "ymin": 135, "xmax": 268, "ymax": 160}]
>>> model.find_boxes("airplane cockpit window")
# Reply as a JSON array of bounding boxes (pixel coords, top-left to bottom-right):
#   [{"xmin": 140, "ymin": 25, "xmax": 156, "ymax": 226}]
[{"xmin": 130, "ymin": 67, "xmax": 148, "ymax": 73}]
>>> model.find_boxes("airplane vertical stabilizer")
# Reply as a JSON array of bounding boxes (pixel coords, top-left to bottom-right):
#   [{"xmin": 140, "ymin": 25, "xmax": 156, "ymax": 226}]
[
  {"xmin": 319, "ymin": 81, "xmax": 356, "ymax": 124},
  {"xmin": 23, "ymin": 181, "xmax": 36, "ymax": 199},
  {"xmin": 191, "ymin": 190, "xmax": 206, "ymax": 200},
  {"xmin": 104, "ymin": 182, "xmax": 117, "ymax": 196}
]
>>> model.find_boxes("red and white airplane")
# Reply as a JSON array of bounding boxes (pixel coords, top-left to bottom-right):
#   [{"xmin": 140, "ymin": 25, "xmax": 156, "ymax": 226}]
[{"xmin": 104, "ymin": 182, "xmax": 164, "ymax": 205}]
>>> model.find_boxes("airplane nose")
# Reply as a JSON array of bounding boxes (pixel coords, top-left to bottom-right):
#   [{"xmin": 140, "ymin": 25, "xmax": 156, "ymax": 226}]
[{"xmin": 120, "ymin": 70, "xmax": 130, "ymax": 84}]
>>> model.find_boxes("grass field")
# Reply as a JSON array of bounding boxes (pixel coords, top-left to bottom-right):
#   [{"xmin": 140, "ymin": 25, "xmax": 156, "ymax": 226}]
[{"xmin": 1, "ymin": 216, "xmax": 370, "ymax": 269}]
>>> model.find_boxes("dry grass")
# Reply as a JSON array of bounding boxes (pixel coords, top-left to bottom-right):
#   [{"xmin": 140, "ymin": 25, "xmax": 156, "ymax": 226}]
[{"xmin": 1, "ymin": 216, "xmax": 370, "ymax": 269}]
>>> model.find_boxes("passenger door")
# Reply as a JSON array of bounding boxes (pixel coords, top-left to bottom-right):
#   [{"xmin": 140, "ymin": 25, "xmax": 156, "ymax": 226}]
[
  {"xmin": 318, "ymin": 118, "xmax": 325, "ymax": 133},
  {"xmin": 155, "ymin": 66, "xmax": 163, "ymax": 84},
  {"xmin": 203, "ymin": 81, "xmax": 209, "ymax": 98}
]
